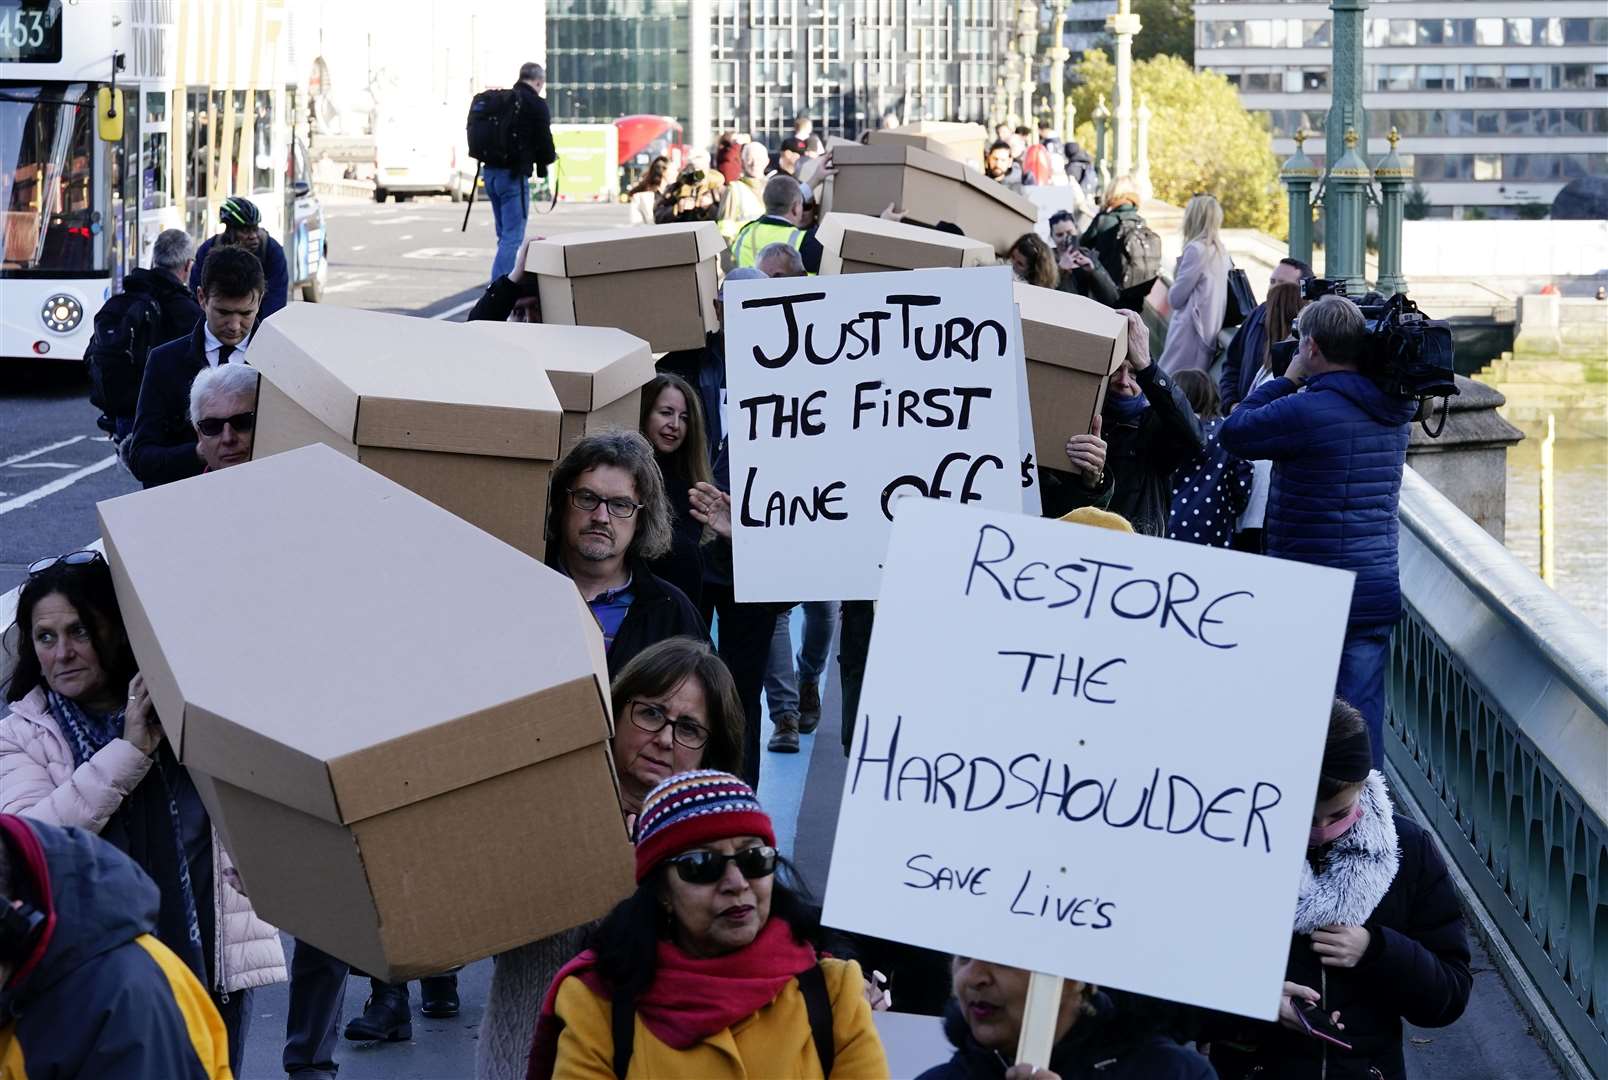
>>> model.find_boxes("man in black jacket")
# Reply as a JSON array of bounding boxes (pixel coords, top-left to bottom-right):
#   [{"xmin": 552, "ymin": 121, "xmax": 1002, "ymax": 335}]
[
  {"xmin": 544, "ymin": 431, "xmax": 706, "ymax": 677},
  {"xmin": 125, "ymin": 247, "xmax": 263, "ymax": 488},
  {"xmin": 485, "ymin": 63, "xmax": 557, "ymax": 283},
  {"xmin": 94, "ymin": 227, "xmax": 203, "ymax": 441}
]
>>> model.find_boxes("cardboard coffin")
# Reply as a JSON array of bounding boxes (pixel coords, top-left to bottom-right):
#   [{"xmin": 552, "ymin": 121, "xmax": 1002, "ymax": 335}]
[
  {"xmin": 526, "ymin": 223, "xmax": 722, "ymax": 352},
  {"xmin": 814, "ymin": 212, "xmax": 996, "ymax": 275},
  {"xmin": 96, "ymin": 446, "xmax": 632, "ymax": 980},
  {"xmin": 827, "ymin": 144, "xmax": 1036, "ymax": 258},
  {"xmin": 1013, "ymin": 282, "xmax": 1128, "ymax": 470},
  {"xmin": 464, "ymin": 323, "xmax": 657, "ymax": 457},
  {"xmin": 248, "ymin": 304, "xmax": 562, "ymax": 561},
  {"xmin": 891, "ymin": 120, "xmax": 989, "ymax": 168}
]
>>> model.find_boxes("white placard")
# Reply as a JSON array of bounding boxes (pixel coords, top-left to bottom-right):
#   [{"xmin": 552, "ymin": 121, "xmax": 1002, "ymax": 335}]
[
  {"xmin": 724, "ymin": 267, "xmax": 1026, "ymax": 602},
  {"xmin": 821, "ymin": 499, "xmax": 1354, "ymax": 1021}
]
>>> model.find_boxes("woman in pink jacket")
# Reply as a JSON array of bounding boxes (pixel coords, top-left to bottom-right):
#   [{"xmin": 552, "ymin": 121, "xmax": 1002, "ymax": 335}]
[
  {"xmin": 1158, "ymin": 193, "xmax": 1231, "ymax": 375},
  {"xmin": 0, "ymin": 550, "xmax": 284, "ymax": 1074}
]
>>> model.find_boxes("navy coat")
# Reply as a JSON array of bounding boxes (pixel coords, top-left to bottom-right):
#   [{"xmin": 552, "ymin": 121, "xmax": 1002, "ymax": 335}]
[
  {"xmin": 1219, "ymin": 371, "xmax": 1416, "ymax": 627},
  {"xmin": 191, "ymin": 231, "xmax": 290, "ymax": 321}
]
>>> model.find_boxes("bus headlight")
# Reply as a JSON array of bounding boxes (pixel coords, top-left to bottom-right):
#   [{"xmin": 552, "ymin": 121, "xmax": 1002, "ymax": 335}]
[{"xmin": 41, "ymin": 295, "xmax": 83, "ymax": 333}]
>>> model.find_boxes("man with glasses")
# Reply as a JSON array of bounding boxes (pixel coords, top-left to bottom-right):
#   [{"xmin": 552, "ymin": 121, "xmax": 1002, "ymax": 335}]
[
  {"xmin": 187, "ymin": 364, "xmax": 259, "ymax": 472},
  {"xmin": 543, "ymin": 431, "xmax": 707, "ymax": 676}
]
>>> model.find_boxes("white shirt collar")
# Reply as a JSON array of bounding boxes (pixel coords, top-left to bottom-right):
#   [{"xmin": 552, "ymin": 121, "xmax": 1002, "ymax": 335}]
[{"xmin": 202, "ymin": 323, "xmax": 248, "ymax": 367}]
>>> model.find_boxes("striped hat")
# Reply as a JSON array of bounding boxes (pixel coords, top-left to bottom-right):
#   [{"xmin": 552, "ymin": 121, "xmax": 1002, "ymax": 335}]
[{"xmin": 633, "ymin": 770, "xmax": 775, "ymax": 883}]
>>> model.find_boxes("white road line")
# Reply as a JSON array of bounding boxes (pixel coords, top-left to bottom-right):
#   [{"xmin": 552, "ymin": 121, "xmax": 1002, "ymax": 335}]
[
  {"xmin": 11, "ymin": 462, "xmax": 78, "ymax": 470},
  {"xmin": 400, "ymin": 234, "xmax": 413, "ymax": 240},
  {"xmin": 0, "ymin": 455, "xmax": 120, "ymax": 517},
  {"xmin": 351, "ymin": 244, "xmax": 367, "ymax": 252},
  {"xmin": 323, "ymin": 276, "xmax": 377, "ymax": 294},
  {"xmin": 441, "ymin": 226, "xmax": 453, "ymax": 232},
  {"xmin": 430, "ymin": 298, "xmax": 479, "ymax": 320},
  {"xmin": 1, "ymin": 435, "xmax": 86, "ymax": 468}
]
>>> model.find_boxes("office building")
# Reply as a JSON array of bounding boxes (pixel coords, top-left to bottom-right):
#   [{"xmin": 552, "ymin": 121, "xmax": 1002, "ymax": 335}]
[
  {"xmin": 1194, "ymin": 2, "xmax": 1608, "ymax": 218},
  {"xmin": 1063, "ymin": 1, "xmax": 1116, "ymax": 58},
  {"xmin": 543, "ymin": 0, "xmax": 1013, "ymax": 150}
]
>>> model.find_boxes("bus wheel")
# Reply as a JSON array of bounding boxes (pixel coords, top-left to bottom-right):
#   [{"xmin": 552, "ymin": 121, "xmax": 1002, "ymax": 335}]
[{"xmin": 373, "ymin": 187, "xmax": 388, "ymax": 203}]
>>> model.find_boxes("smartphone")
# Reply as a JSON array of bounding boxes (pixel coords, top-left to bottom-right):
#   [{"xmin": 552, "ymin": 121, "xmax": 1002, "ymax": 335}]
[{"xmin": 1296, "ymin": 1000, "xmax": 1353, "ymax": 1051}]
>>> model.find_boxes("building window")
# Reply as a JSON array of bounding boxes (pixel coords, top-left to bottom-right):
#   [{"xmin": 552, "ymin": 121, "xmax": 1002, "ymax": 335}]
[
  {"xmin": 1473, "ymin": 19, "xmax": 1503, "ymax": 47},
  {"xmin": 142, "ymin": 91, "xmax": 169, "ymax": 211},
  {"xmin": 1302, "ymin": 19, "xmax": 1330, "ymax": 48},
  {"xmin": 252, "ymin": 90, "xmax": 273, "ymax": 194},
  {"xmin": 1505, "ymin": 18, "xmax": 1532, "ymax": 47},
  {"xmin": 1303, "ymin": 69, "xmax": 1328, "ymax": 92},
  {"xmin": 1472, "ymin": 154, "xmax": 1502, "ymax": 181}
]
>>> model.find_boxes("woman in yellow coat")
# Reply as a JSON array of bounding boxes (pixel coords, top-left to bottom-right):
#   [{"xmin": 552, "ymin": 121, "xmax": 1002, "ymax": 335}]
[{"xmin": 528, "ymin": 770, "xmax": 888, "ymax": 1079}]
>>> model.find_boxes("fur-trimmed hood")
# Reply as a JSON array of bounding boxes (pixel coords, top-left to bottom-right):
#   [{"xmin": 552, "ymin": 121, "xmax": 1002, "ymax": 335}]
[{"xmin": 1293, "ymin": 771, "xmax": 1399, "ymax": 934}]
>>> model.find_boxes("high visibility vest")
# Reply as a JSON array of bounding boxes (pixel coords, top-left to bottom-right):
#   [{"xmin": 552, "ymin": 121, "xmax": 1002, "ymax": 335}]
[{"xmin": 731, "ymin": 217, "xmax": 805, "ymax": 270}]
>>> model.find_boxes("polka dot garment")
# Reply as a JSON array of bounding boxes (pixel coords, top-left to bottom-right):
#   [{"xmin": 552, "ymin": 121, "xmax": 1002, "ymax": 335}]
[{"xmin": 1167, "ymin": 417, "xmax": 1254, "ymax": 548}]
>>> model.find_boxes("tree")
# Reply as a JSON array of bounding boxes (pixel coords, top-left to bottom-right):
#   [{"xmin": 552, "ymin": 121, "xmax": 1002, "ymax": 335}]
[
  {"xmin": 1131, "ymin": 0, "xmax": 1194, "ymax": 64},
  {"xmin": 1403, "ymin": 184, "xmax": 1431, "ymax": 221},
  {"xmin": 1069, "ymin": 52, "xmax": 1286, "ymax": 235}
]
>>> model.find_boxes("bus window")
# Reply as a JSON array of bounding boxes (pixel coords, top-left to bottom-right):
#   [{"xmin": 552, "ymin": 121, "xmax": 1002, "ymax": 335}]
[
  {"xmin": 143, "ymin": 91, "xmax": 170, "ymax": 210},
  {"xmin": 0, "ymin": 83, "xmax": 99, "ymax": 273},
  {"xmin": 253, "ymin": 90, "xmax": 274, "ymax": 193},
  {"xmin": 231, "ymin": 89, "xmax": 248, "ymax": 194},
  {"xmin": 210, "ymin": 89, "xmax": 227, "ymax": 195},
  {"xmin": 186, "ymin": 87, "xmax": 209, "ymax": 237}
]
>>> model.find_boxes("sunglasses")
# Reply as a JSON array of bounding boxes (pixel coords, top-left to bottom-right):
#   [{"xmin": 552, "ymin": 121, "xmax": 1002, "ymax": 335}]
[
  {"xmin": 27, "ymin": 550, "xmax": 104, "ymax": 577},
  {"xmin": 196, "ymin": 411, "xmax": 256, "ymax": 438},
  {"xmin": 666, "ymin": 845, "xmax": 778, "ymax": 885}
]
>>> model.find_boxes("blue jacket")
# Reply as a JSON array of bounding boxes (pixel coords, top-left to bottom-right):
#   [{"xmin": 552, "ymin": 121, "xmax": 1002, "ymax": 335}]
[
  {"xmin": 0, "ymin": 815, "xmax": 231, "ymax": 1079},
  {"xmin": 1218, "ymin": 302, "xmax": 1268, "ymax": 408},
  {"xmin": 1219, "ymin": 371, "xmax": 1416, "ymax": 627},
  {"xmin": 190, "ymin": 231, "xmax": 290, "ymax": 321}
]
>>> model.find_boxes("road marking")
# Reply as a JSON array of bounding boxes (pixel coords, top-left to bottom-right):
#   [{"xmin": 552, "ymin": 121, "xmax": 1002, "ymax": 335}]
[
  {"xmin": 403, "ymin": 247, "xmax": 481, "ymax": 260},
  {"xmin": 324, "ymin": 275, "xmax": 377, "ymax": 294},
  {"xmin": 400, "ymin": 234, "xmax": 413, "ymax": 240},
  {"xmin": 1, "ymin": 435, "xmax": 86, "ymax": 468},
  {"xmin": 351, "ymin": 244, "xmax": 367, "ymax": 252},
  {"xmin": 11, "ymin": 462, "xmax": 78, "ymax": 470},
  {"xmin": 0, "ymin": 455, "xmax": 120, "ymax": 517},
  {"xmin": 441, "ymin": 226, "xmax": 453, "ymax": 233},
  {"xmin": 430, "ymin": 298, "xmax": 479, "ymax": 320}
]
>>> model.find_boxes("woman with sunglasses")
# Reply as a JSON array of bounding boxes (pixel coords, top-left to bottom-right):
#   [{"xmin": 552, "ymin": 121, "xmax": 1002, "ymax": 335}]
[
  {"xmin": 0, "ymin": 551, "xmax": 284, "ymax": 1075},
  {"xmin": 475, "ymin": 637, "xmax": 748, "ymax": 1080},
  {"xmin": 528, "ymin": 770, "xmax": 888, "ymax": 1079}
]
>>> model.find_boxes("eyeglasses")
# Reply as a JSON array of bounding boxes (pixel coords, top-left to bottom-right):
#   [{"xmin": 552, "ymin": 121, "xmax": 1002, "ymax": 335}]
[
  {"xmin": 569, "ymin": 488, "xmax": 644, "ymax": 519},
  {"xmin": 666, "ymin": 845, "xmax": 779, "ymax": 885},
  {"xmin": 27, "ymin": 550, "xmax": 104, "ymax": 577},
  {"xmin": 196, "ymin": 411, "xmax": 256, "ymax": 437},
  {"xmin": 628, "ymin": 700, "xmax": 711, "ymax": 750}
]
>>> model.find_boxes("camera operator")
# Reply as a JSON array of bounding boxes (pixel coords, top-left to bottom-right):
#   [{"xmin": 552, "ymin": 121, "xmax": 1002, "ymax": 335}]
[{"xmin": 1220, "ymin": 294, "xmax": 1418, "ymax": 767}]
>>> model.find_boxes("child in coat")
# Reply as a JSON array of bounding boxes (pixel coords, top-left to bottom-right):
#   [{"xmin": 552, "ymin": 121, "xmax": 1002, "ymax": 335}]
[{"xmin": 1167, "ymin": 370, "xmax": 1253, "ymax": 548}]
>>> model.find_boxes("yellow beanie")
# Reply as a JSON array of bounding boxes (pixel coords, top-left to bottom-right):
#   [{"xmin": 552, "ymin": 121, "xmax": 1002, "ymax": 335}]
[{"xmin": 1057, "ymin": 506, "xmax": 1136, "ymax": 533}]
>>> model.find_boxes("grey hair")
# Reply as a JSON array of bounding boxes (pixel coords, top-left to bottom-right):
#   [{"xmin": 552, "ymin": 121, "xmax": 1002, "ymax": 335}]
[
  {"xmin": 1298, "ymin": 294, "xmax": 1366, "ymax": 368},
  {"xmin": 189, "ymin": 364, "xmax": 260, "ymax": 426},
  {"xmin": 756, "ymin": 243, "xmax": 804, "ymax": 276},
  {"xmin": 762, "ymin": 174, "xmax": 802, "ymax": 216},
  {"xmin": 519, "ymin": 62, "xmax": 545, "ymax": 83},
  {"xmin": 545, "ymin": 430, "xmax": 673, "ymax": 561},
  {"xmin": 152, "ymin": 228, "xmax": 195, "ymax": 273}
]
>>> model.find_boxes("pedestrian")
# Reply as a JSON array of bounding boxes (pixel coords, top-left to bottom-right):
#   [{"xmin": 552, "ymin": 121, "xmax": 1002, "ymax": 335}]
[
  {"xmin": 1166, "ymin": 370, "xmax": 1252, "ymax": 548},
  {"xmin": 627, "ymin": 156, "xmax": 672, "ymax": 226},
  {"xmin": 640, "ymin": 372, "xmax": 713, "ymax": 608},
  {"xmin": 984, "ymin": 140, "xmax": 1031, "ymax": 194},
  {"xmin": 484, "ymin": 62, "xmax": 557, "ymax": 283},
  {"xmin": 731, "ymin": 174, "xmax": 821, "ymax": 272},
  {"xmin": 544, "ymin": 431, "xmax": 708, "ymax": 676},
  {"xmin": 1209, "ymin": 701, "xmax": 1471, "ymax": 1080},
  {"xmin": 189, "ymin": 196, "xmax": 290, "ymax": 321},
  {"xmin": 718, "ymin": 142, "xmax": 770, "ymax": 246},
  {"xmin": 918, "ymin": 958, "xmax": 1214, "ymax": 1080},
  {"xmin": 1079, "ymin": 178, "xmax": 1162, "ymax": 312},
  {"xmin": 528, "ymin": 771, "xmax": 890, "ymax": 1079},
  {"xmin": 655, "ymin": 165, "xmax": 726, "ymax": 225},
  {"xmin": 87, "ymin": 227, "xmax": 202, "ymax": 443},
  {"xmin": 0, "ymin": 552, "xmax": 285, "ymax": 1076},
  {"xmin": 713, "ymin": 130, "xmax": 743, "ymax": 183},
  {"xmin": 0, "ymin": 813, "xmax": 235, "ymax": 1079},
  {"xmin": 1219, "ymin": 296, "xmax": 1418, "ymax": 765},
  {"xmin": 1220, "ymin": 259, "xmax": 1310, "ymax": 409},
  {"xmin": 474, "ymin": 639, "xmax": 747, "ymax": 1080},
  {"xmin": 1157, "ymin": 193, "xmax": 1231, "ymax": 375},
  {"xmin": 187, "ymin": 364, "xmax": 259, "ymax": 473},
  {"xmin": 1008, "ymin": 233, "xmax": 1058, "ymax": 290},
  {"xmin": 1231, "ymin": 281, "xmax": 1306, "ymax": 555},
  {"xmin": 1049, "ymin": 211, "xmax": 1119, "ymax": 306},
  {"xmin": 1063, "ymin": 140, "xmax": 1096, "ymax": 192},
  {"xmin": 126, "ymin": 244, "xmax": 263, "ymax": 484}
]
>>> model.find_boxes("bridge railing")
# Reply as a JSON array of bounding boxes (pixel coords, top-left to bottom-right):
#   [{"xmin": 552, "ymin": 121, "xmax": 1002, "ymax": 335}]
[{"xmin": 1388, "ymin": 467, "xmax": 1607, "ymax": 1079}]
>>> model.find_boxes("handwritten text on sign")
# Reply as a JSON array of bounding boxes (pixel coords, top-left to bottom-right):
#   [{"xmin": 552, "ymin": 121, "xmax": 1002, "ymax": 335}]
[
  {"xmin": 820, "ymin": 500, "xmax": 1355, "ymax": 1021},
  {"xmin": 724, "ymin": 267, "xmax": 1024, "ymax": 601}
]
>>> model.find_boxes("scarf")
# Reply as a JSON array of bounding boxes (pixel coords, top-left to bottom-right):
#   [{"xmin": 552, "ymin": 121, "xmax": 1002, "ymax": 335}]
[
  {"xmin": 47, "ymin": 690, "xmax": 207, "ymax": 980},
  {"xmin": 1293, "ymin": 771, "xmax": 1400, "ymax": 934},
  {"xmin": 1104, "ymin": 390, "xmax": 1149, "ymax": 426},
  {"xmin": 526, "ymin": 915, "xmax": 818, "ymax": 1079}
]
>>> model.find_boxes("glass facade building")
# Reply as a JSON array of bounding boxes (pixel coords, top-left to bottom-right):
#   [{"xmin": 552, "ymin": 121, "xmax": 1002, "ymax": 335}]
[
  {"xmin": 1194, "ymin": 1, "xmax": 1608, "ymax": 217},
  {"xmin": 545, "ymin": 1, "xmax": 692, "ymax": 124}
]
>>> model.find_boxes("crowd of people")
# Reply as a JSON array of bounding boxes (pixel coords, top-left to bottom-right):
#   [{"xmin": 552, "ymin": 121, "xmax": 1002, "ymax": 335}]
[{"xmin": 0, "ymin": 69, "xmax": 1473, "ymax": 1079}]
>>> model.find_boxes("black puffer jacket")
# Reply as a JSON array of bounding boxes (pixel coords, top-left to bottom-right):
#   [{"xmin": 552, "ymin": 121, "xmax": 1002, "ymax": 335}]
[{"xmin": 917, "ymin": 993, "xmax": 1216, "ymax": 1080}]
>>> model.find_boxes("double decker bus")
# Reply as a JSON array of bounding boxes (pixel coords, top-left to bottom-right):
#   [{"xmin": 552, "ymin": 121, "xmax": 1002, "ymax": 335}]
[{"xmin": 1, "ymin": 0, "xmax": 325, "ymax": 362}]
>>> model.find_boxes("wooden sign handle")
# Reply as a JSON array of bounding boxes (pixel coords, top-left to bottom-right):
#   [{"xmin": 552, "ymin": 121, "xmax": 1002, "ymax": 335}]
[{"xmin": 1014, "ymin": 970, "xmax": 1063, "ymax": 1068}]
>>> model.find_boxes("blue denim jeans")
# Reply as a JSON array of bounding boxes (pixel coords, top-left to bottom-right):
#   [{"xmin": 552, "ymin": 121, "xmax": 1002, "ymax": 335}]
[
  {"xmin": 1337, "ymin": 624, "xmax": 1393, "ymax": 770},
  {"xmin": 483, "ymin": 165, "xmax": 529, "ymax": 283},
  {"xmin": 762, "ymin": 602, "xmax": 839, "ymax": 718}
]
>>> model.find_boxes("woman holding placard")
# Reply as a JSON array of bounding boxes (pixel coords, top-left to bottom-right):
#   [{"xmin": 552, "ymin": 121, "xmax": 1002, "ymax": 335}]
[
  {"xmin": 1208, "ymin": 700, "xmax": 1471, "ymax": 1080},
  {"xmin": 528, "ymin": 770, "xmax": 889, "ymax": 1079}
]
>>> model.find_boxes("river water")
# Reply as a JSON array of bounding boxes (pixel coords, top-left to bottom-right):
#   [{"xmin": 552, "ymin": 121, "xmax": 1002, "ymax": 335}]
[{"xmin": 1503, "ymin": 436, "xmax": 1607, "ymax": 630}]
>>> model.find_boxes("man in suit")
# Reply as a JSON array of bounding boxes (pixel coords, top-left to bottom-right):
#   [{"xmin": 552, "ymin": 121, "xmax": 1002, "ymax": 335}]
[{"xmin": 125, "ymin": 246, "xmax": 264, "ymax": 488}]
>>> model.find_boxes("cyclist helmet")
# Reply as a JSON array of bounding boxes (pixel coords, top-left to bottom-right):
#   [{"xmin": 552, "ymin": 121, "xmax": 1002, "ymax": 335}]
[{"xmin": 220, "ymin": 197, "xmax": 261, "ymax": 228}]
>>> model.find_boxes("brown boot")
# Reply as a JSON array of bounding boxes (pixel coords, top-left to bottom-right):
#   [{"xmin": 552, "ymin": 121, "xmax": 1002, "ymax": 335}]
[{"xmin": 767, "ymin": 711, "xmax": 801, "ymax": 753}]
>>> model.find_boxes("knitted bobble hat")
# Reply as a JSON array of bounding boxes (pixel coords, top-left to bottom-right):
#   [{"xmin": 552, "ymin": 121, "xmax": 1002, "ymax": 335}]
[{"xmin": 633, "ymin": 770, "xmax": 775, "ymax": 883}]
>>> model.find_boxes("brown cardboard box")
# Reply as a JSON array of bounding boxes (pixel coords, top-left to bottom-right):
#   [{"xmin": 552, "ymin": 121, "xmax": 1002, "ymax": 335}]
[
  {"xmin": 527, "ymin": 222, "xmax": 722, "ymax": 352},
  {"xmin": 892, "ymin": 120, "xmax": 990, "ymax": 168},
  {"xmin": 465, "ymin": 323, "xmax": 658, "ymax": 456},
  {"xmin": 827, "ymin": 144, "xmax": 1036, "ymax": 258},
  {"xmin": 1013, "ymin": 282, "xmax": 1128, "ymax": 468},
  {"xmin": 96, "ymin": 445, "xmax": 632, "ymax": 980},
  {"xmin": 248, "ymin": 304, "xmax": 562, "ymax": 561},
  {"xmin": 814, "ymin": 212, "xmax": 996, "ymax": 275}
]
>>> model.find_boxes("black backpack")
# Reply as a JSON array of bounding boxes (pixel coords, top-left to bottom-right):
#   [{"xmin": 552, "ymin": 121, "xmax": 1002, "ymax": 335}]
[
  {"xmin": 1112, "ymin": 216, "xmax": 1162, "ymax": 292},
  {"xmin": 84, "ymin": 291, "xmax": 163, "ymax": 420},
  {"xmin": 466, "ymin": 88, "xmax": 521, "ymax": 168}
]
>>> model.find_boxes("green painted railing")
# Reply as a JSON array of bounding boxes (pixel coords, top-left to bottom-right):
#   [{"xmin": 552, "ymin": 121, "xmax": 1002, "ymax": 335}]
[{"xmin": 1388, "ymin": 467, "xmax": 1607, "ymax": 1079}]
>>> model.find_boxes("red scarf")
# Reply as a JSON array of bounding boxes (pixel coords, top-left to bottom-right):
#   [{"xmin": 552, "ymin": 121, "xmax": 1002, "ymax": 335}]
[{"xmin": 526, "ymin": 917, "xmax": 817, "ymax": 1079}]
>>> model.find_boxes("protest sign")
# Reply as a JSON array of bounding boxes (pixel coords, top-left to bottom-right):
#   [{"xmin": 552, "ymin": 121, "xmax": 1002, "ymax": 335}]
[
  {"xmin": 821, "ymin": 499, "xmax": 1354, "ymax": 1020},
  {"xmin": 724, "ymin": 266, "xmax": 1027, "ymax": 601}
]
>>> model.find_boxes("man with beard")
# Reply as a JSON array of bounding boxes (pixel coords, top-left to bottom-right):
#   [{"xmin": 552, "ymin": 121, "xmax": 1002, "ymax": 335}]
[{"xmin": 544, "ymin": 431, "xmax": 707, "ymax": 675}]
